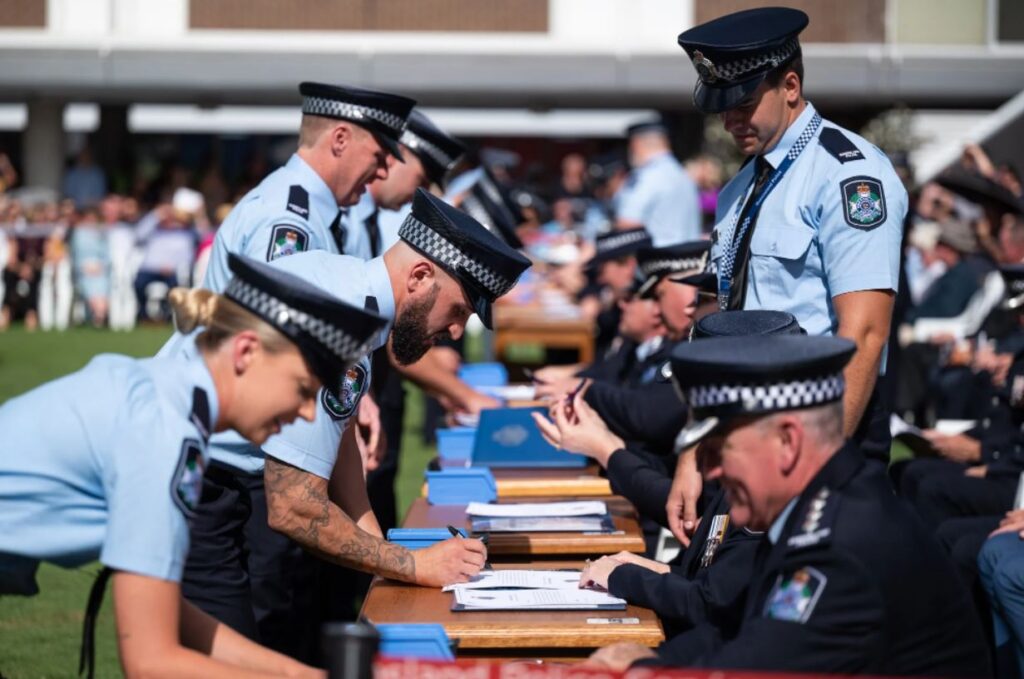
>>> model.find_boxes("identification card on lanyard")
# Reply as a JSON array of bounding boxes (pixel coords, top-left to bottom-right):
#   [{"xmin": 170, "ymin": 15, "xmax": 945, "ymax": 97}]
[{"xmin": 717, "ymin": 112, "xmax": 823, "ymax": 310}]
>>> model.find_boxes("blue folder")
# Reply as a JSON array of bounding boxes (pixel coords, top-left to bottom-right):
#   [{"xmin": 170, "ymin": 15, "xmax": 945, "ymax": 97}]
[
  {"xmin": 377, "ymin": 623, "xmax": 455, "ymax": 660},
  {"xmin": 471, "ymin": 407, "xmax": 588, "ymax": 468}
]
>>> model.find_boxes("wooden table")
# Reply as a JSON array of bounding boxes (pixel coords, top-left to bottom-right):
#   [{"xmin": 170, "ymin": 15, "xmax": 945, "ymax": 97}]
[
  {"xmin": 361, "ymin": 560, "xmax": 664, "ymax": 660},
  {"xmin": 493, "ymin": 306, "xmax": 595, "ymax": 365},
  {"xmin": 402, "ymin": 496, "xmax": 645, "ymax": 557}
]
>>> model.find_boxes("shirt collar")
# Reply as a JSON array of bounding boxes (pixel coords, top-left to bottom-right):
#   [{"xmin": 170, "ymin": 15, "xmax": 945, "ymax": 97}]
[
  {"xmin": 763, "ymin": 101, "xmax": 818, "ymax": 170},
  {"xmin": 178, "ymin": 333, "xmax": 220, "ymax": 436},
  {"xmin": 365, "ymin": 256, "xmax": 396, "ymax": 326},
  {"xmin": 347, "ymin": 189, "xmax": 378, "ymax": 222},
  {"xmin": 285, "ymin": 154, "xmax": 339, "ymax": 222},
  {"xmin": 635, "ymin": 335, "xmax": 664, "ymax": 362},
  {"xmin": 767, "ymin": 497, "xmax": 799, "ymax": 544},
  {"xmin": 639, "ymin": 150, "xmax": 674, "ymax": 170}
]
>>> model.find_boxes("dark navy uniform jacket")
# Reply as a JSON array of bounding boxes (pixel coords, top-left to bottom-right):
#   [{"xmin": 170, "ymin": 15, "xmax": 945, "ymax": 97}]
[
  {"xmin": 583, "ymin": 365, "xmax": 685, "ymax": 458},
  {"xmin": 608, "ymin": 486, "xmax": 760, "ymax": 640},
  {"xmin": 642, "ymin": 442, "xmax": 991, "ymax": 676},
  {"xmin": 973, "ymin": 353, "xmax": 1024, "ymax": 480}
]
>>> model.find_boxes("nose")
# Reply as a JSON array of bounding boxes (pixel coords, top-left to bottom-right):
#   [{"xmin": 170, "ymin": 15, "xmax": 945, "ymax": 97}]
[{"xmin": 298, "ymin": 396, "xmax": 317, "ymax": 423}]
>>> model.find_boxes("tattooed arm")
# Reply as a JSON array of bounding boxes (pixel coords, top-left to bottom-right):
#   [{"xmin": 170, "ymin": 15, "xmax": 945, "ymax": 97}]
[
  {"xmin": 264, "ymin": 453, "xmax": 416, "ymax": 582},
  {"xmin": 328, "ymin": 425, "xmax": 381, "ymax": 537},
  {"xmin": 264, "ymin": 453, "xmax": 488, "ymax": 587}
]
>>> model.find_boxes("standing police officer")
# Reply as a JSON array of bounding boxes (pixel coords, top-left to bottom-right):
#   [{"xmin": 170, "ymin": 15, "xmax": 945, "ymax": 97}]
[{"xmin": 667, "ymin": 8, "xmax": 908, "ymax": 542}]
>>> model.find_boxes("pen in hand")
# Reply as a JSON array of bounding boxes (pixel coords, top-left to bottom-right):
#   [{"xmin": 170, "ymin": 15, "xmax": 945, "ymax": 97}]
[{"xmin": 448, "ymin": 524, "xmax": 492, "ymax": 570}]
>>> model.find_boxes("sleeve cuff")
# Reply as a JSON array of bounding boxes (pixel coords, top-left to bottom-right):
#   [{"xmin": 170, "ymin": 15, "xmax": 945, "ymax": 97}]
[{"xmin": 262, "ymin": 436, "xmax": 338, "ymax": 480}]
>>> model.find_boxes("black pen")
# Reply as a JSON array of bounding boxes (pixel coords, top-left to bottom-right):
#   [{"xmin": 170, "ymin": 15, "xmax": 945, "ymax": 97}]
[
  {"xmin": 565, "ymin": 378, "xmax": 586, "ymax": 403},
  {"xmin": 448, "ymin": 524, "xmax": 492, "ymax": 570}
]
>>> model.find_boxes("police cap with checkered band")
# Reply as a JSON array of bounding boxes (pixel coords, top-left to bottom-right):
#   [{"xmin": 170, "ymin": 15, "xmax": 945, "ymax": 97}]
[
  {"xmin": 222, "ymin": 253, "xmax": 387, "ymax": 400},
  {"xmin": 299, "ymin": 82, "xmax": 416, "ymax": 161},
  {"xmin": 460, "ymin": 166, "xmax": 524, "ymax": 249},
  {"xmin": 398, "ymin": 188, "xmax": 532, "ymax": 329},
  {"xmin": 671, "ymin": 334, "xmax": 854, "ymax": 449},
  {"xmin": 635, "ymin": 240, "xmax": 711, "ymax": 298},
  {"xmin": 677, "ymin": 7, "xmax": 808, "ymax": 114},
  {"xmin": 586, "ymin": 227, "xmax": 653, "ymax": 270},
  {"xmin": 399, "ymin": 109, "xmax": 467, "ymax": 188}
]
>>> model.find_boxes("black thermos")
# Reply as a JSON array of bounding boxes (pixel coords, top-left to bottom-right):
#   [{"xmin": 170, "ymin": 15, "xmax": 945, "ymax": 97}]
[{"xmin": 322, "ymin": 621, "xmax": 380, "ymax": 679}]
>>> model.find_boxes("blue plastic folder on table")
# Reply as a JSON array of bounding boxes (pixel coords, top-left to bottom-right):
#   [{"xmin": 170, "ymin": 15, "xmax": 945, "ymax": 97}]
[
  {"xmin": 426, "ymin": 468, "xmax": 497, "ymax": 504},
  {"xmin": 458, "ymin": 362, "xmax": 508, "ymax": 388},
  {"xmin": 387, "ymin": 527, "xmax": 467, "ymax": 549},
  {"xmin": 377, "ymin": 623, "xmax": 455, "ymax": 660},
  {"xmin": 436, "ymin": 427, "xmax": 476, "ymax": 465},
  {"xmin": 471, "ymin": 407, "xmax": 588, "ymax": 468}
]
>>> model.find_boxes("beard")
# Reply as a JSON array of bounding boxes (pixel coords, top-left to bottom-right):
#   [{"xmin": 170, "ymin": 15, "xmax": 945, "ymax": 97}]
[{"xmin": 391, "ymin": 283, "xmax": 448, "ymax": 366}]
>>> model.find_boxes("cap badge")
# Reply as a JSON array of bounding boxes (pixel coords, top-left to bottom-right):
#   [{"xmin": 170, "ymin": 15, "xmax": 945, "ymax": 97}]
[{"xmin": 692, "ymin": 50, "xmax": 720, "ymax": 84}]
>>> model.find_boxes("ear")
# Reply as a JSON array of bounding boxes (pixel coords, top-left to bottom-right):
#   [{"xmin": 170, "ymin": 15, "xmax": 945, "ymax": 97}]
[
  {"xmin": 775, "ymin": 414, "xmax": 804, "ymax": 475},
  {"xmin": 784, "ymin": 71, "xmax": 802, "ymax": 105},
  {"xmin": 406, "ymin": 259, "xmax": 436, "ymax": 294},
  {"xmin": 330, "ymin": 123, "xmax": 354, "ymax": 158},
  {"xmin": 231, "ymin": 330, "xmax": 262, "ymax": 376}
]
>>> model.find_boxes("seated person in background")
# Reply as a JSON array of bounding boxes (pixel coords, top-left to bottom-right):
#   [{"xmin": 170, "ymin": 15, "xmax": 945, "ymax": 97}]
[
  {"xmin": 979, "ymin": 507, "xmax": 1024, "ymax": 677},
  {"xmin": 585, "ymin": 334, "xmax": 990, "ymax": 676}
]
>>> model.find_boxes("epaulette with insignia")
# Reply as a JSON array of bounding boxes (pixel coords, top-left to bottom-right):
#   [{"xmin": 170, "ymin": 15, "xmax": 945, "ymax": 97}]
[
  {"xmin": 190, "ymin": 387, "xmax": 212, "ymax": 443},
  {"xmin": 786, "ymin": 486, "xmax": 839, "ymax": 550},
  {"xmin": 818, "ymin": 128, "xmax": 864, "ymax": 164},
  {"xmin": 286, "ymin": 185, "xmax": 310, "ymax": 219}
]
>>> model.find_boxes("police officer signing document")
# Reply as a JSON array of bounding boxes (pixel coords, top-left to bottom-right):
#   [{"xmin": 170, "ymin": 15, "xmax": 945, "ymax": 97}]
[{"xmin": 667, "ymin": 7, "xmax": 908, "ymax": 543}]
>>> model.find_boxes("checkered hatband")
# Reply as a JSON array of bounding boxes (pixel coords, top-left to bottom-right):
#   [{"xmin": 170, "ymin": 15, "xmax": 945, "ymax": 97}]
[
  {"xmin": 712, "ymin": 38, "xmax": 800, "ymax": 83},
  {"xmin": 400, "ymin": 129, "xmax": 457, "ymax": 171},
  {"xmin": 224, "ymin": 278, "xmax": 375, "ymax": 364},
  {"xmin": 641, "ymin": 255, "xmax": 706, "ymax": 279},
  {"xmin": 398, "ymin": 214, "xmax": 514, "ymax": 299},
  {"xmin": 687, "ymin": 373, "xmax": 845, "ymax": 414},
  {"xmin": 302, "ymin": 96, "xmax": 405, "ymax": 135},
  {"xmin": 597, "ymin": 230, "xmax": 649, "ymax": 254}
]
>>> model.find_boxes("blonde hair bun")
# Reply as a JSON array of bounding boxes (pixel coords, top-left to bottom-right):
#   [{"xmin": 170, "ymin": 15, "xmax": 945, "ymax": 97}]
[{"xmin": 169, "ymin": 287, "xmax": 218, "ymax": 334}]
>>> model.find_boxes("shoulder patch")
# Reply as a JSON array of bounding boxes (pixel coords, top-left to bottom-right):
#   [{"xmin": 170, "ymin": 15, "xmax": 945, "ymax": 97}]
[
  {"xmin": 818, "ymin": 128, "xmax": 865, "ymax": 164},
  {"xmin": 320, "ymin": 364, "xmax": 368, "ymax": 421},
  {"xmin": 171, "ymin": 438, "xmax": 206, "ymax": 517},
  {"xmin": 787, "ymin": 486, "xmax": 839, "ymax": 550},
  {"xmin": 840, "ymin": 176, "xmax": 887, "ymax": 230},
  {"xmin": 286, "ymin": 185, "xmax": 309, "ymax": 219},
  {"xmin": 190, "ymin": 387, "xmax": 211, "ymax": 443},
  {"xmin": 267, "ymin": 224, "xmax": 310, "ymax": 261},
  {"xmin": 764, "ymin": 566, "xmax": 827, "ymax": 623}
]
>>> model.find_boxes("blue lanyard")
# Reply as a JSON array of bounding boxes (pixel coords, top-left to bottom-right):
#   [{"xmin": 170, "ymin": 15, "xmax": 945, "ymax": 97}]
[{"xmin": 718, "ymin": 112, "xmax": 822, "ymax": 310}]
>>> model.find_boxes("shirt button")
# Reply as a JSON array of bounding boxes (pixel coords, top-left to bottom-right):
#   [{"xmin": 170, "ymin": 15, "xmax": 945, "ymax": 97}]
[{"xmin": 771, "ymin": 242, "xmax": 778, "ymax": 252}]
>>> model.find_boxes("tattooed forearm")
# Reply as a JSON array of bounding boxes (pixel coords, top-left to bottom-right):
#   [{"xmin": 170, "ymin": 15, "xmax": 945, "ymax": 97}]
[{"xmin": 264, "ymin": 456, "xmax": 416, "ymax": 582}]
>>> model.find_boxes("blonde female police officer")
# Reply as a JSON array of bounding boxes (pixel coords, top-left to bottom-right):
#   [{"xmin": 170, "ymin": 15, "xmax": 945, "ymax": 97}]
[{"xmin": 0, "ymin": 253, "xmax": 386, "ymax": 678}]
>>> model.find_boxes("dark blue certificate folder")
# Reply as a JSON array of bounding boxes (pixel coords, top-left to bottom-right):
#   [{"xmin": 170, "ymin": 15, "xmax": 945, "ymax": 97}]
[{"xmin": 471, "ymin": 407, "xmax": 588, "ymax": 468}]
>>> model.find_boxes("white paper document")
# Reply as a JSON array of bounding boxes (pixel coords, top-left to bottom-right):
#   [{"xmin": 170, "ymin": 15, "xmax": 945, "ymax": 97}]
[
  {"xmin": 442, "ymin": 569, "xmax": 581, "ymax": 592},
  {"xmin": 477, "ymin": 385, "xmax": 537, "ymax": 401},
  {"xmin": 471, "ymin": 516, "xmax": 613, "ymax": 533},
  {"xmin": 465, "ymin": 500, "xmax": 608, "ymax": 518},
  {"xmin": 452, "ymin": 587, "xmax": 626, "ymax": 611}
]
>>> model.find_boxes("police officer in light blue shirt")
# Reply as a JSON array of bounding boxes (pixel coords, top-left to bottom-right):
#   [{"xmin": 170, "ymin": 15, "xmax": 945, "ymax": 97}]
[
  {"xmin": 614, "ymin": 120, "xmax": 702, "ymax": 246},
  {"xmin": 0, "ymin": 254, "xmax": 384, "ymax": 679},
  {"xmin": 172, "ymin": 189, "xmax": 528, "ymax": 656},
  {"xmin": 203, "ymin": 81, "xmax": 415, "ymax": 291},
  {"xmin": 676, "ymin": 7, "xmax": 907, "ymax": 463}
]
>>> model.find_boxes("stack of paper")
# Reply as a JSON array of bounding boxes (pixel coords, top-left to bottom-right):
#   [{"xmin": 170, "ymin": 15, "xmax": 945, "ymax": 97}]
[
  {"xmin": 466, "ymin": 501, "xmax": 613, "ymax": 533},
  {"xmin": 443, "ymin": 569, "xmax": 580, "ymax": 592},
  {"xmin": 452, "ymin": 588, "xmax": 626, "ymax": 611}
]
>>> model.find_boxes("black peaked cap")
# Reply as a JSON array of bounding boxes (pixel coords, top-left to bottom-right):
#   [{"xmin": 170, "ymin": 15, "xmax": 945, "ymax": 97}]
[
  {"xmin": 461, "ymin": 168, "xmax": 524, "ymax": 249},
  {"xmin": 587, "ymin": 228, "xmax": 652, "ymax": 269},
  {"xmin": 694, "ymin": 309, "xmax": 804, "ymax": 339},
  {"xmin": 400, "ymin": 109, "xmax": 467, "ymax": 187},
  {"xmin": 224, "ymin": 254, "xmax": 387, "ymax": 399},
  {"xmin": 635, "ymin": 241, "xmax": 711, "ymax": 297},
  {"xmin": 677, "ymin": 7, "xmax": 808, "ymax": 114},
  {"xmin": 299, "ymin": 82, "xmax": 416, "ymax": 161},
  {"xmin": 398, "ymin": 188, "xmax": 531, "ymax": 329}
]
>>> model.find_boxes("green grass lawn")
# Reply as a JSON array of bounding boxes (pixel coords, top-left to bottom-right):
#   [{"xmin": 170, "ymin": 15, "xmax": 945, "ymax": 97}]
[{"xmin": 0, "ymin": 324, "xmax": 437, "ymax": 678}]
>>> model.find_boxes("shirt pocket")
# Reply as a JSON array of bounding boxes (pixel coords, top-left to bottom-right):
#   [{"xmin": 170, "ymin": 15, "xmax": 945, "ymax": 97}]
[{"xmin": 748, "ymin": 224, "xmax": 816, "ymax": 295}]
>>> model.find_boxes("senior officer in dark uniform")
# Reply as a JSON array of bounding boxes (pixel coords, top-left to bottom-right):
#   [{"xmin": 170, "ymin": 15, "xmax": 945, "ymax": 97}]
[{"xmin": 585, "ymin": 334, "xmax": 990, "ymax": 676}]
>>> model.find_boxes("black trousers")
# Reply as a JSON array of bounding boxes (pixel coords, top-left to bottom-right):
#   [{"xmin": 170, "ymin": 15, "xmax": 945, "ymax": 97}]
[
  {"xmin": 899, "ymin": 457, "xmax": 1017, "ymax": 529},
  {"xmin": 182, "ymin": 462, "xmax": 319, "ymax": 662}
]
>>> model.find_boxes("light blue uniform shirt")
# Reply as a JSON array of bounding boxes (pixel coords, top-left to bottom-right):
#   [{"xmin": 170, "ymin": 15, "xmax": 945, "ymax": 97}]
[
  {"xmin": 710, "ymin": 103, "xmax": 907, "ymax": 337},
  {"xmin": 159, "ymin": 252, "xmax": 395, "ymax": 478},
  {"xmin": 0, "ymin": 342, "xmax": 218, "ymax": 587},
  {"xmin": 203, "ymin": 154, "xmax": 340, "ymax": 292},
  {"xmin": 614, "ymin": 152, "xmax": 701, "ymax": 246},
  {"xmin": 378, "ymin": 202, "xmax": 412, "ymax": 252}
]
